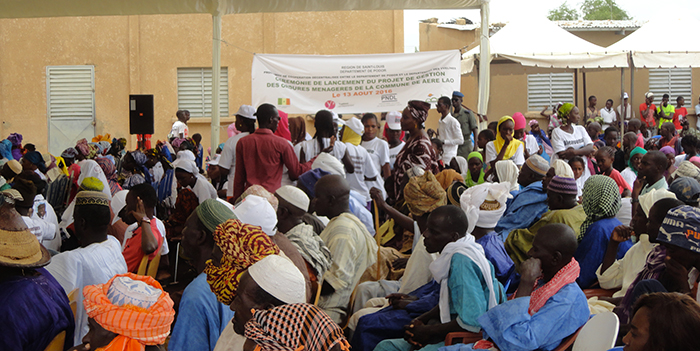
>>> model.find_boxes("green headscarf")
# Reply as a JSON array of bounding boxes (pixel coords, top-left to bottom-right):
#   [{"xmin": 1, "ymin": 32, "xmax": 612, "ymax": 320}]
[
  {"xmin": 465, "ymin": 152, "xmax": 485, "ymax": 187},
  {"xmin": 628, "ymin": 147, "xmax": 647, "ymax": 175},
  {"xmin": 558, "ymin": 103, "xmax": 575, "ymax": 125},
  {"xmin": 580, "ymin": 175, "xmax": 621, "ymax": 242}
]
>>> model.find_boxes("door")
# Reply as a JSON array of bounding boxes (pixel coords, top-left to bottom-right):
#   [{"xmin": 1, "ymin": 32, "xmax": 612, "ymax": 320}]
[{"xmin": 46, "ymin": 66, "xmax": 95, "ymax": 155}]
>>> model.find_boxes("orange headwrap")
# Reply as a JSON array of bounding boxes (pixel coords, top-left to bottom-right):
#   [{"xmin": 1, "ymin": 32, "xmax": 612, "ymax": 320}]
[
  {"xmin": 204, "ymin": 219, "xmax": 280, "ymax": 305},
  {"xmin": 82, "ymin": 273, "xmax": 175, "ymax": 351}
]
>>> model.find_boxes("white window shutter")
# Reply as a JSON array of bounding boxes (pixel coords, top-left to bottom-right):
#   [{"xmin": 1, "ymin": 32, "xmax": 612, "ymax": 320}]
[
  {"xmin": 649, "ymin": 68, "xmax": 693, "ymax": 100},
  {"xmin": 177, "ymin": 67, "xmax": 229, "ymax": 118},
  {"xmin": 527, "ymin": 73, "xmax": 574, "ymax": 111},
  {"xmin": 46, "ymin": 66, "xmax": 95, "ymax": 119}
]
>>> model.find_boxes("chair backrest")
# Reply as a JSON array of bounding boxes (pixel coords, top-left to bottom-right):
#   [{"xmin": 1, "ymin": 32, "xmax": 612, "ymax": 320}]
[
  {"xmin": 572, "ymin": 312, "xmax": 619, "ymax": 351},
  {"xmin": 67, "ymin": 288, "xmax": 79, "ymax": 320},
  {"xmin": 137, "ymin": 247, "xmax": 161, "ymax": 278},
  {"xmin": 43, "ymin": 330, "xmax": 66, "ymax": 351},
  {"xmin": 313, "ymin": 280, "xmax": 322, "ymax": 306}
]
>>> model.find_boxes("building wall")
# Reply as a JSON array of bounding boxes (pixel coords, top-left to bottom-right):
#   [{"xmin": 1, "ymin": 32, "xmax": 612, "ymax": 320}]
[
  {"xmin": 422, "ymin": 24, "xmax": 700, "ymax": 128},
  {"xmin": 0, "ymin": 10, "xmax": 404, "ymax": 153}
]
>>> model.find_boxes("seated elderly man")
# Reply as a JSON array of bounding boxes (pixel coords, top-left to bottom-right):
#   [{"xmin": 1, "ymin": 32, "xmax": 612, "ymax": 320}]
[
  {"xmin": 441, "ymin": 224, "xmax": 589, "ymax": 351},
  {"xmin": 69, "ymin": 273, "xmax": 175, "ymax": 351},
  {"xmin": 169, "ymin": 199, "xmax": 237, "ymax": 351},
  {"xmin": 315, "ymin": 174, "xmax": 379, "ymax": 324},
  {"xmin": 0, "ymin": 195, "xmax": 74, "ymax": 351},
  {"xmin": 505, "ymin": 176, "xmax": 586, "ymax": 271},
  {"xmin": 494, "ymin": 155, "xmax": 550, "ymax": 241},
  {"xmin": 373, "ymin": 205, "xmax": 505, "ymax": 351},
  {"xmin": 45, "ymin": 190, "xmax": 128, "ymax": 346}
]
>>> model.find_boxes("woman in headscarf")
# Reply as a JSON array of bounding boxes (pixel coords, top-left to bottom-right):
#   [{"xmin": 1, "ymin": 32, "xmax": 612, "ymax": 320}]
[
  {"xmin": 660, "ymin": 146, "xmax": 678, "ymax": 182},
  {"xmin": 146, "ymin": 147, "xmax": 177, "ymax": 209},
  {"xmin": 95, "ymin": 156, "xmax": 122, "ymax": 196},
  {"xmin": 484, "ymin": 116, "xmax": 525, "ymax": 174},
  {"xmin": 392, "ymin": 100, "xmax": 440, "ymax": 202},
  {"xmin": 463, "ymin": 152, "xmax": 485, "ymax": 188},
  {"xmin": 21, "ymin": 150, "xmax": 48, "ymax": 180},
  {"xmin": 493, "ymin": 160, "xmax": 520, "ymax": 207},
  {"xmin": 0, "ymin": 139, "xmax": 13, "ymax": 167},
  {"xmin": 120, "ymin": 150, "xmax": 150, "ymax": 189},
  {"xmin": 77, "ymin": 159, "xmax": 112, "ymax": 199},
  {"xmin": 574, "ymin": 175, "xmax": 633, "ymax": 288},
  {"xmin": 8, "ymin": 133, "xmax": 23, "ymax": 160},
  {"xmin": 550, "ymin": 103, "xmax": 595, "ymax": 179},
  {"xmin": 289, "ymin": 116, "xmax": 308, "ymax": 145}
]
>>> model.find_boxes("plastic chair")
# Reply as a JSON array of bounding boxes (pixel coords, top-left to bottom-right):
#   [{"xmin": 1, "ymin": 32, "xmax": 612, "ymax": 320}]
[
  {"xmin": 43, "ymin": 331, "xmax": 66, "ymax": 351},
  {"xmin": 137, "ymin": 247, "xmax": 161, "ymax": 278},
  {"xmin": 572, "ymin": 312, "xmax": 619, "ymax": 351}
]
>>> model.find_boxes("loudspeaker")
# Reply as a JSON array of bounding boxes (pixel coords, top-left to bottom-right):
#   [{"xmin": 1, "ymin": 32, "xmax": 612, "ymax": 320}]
[{"xmin": 129, "ymin": 94, "xmax": 154, "ymax": 135}]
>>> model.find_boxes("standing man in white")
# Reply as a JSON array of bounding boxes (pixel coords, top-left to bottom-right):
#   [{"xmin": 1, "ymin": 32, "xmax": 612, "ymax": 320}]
[
  {"xmin": 437, "ymin": 96, "xmax": 464, "ymax": 165},
  {"xmin": 218, "ymin": 105, "xmax": 256, "ymax": 201},
  {"xmin": 170, "ymin": 110, "xmax": 190, "ymax": 139}
]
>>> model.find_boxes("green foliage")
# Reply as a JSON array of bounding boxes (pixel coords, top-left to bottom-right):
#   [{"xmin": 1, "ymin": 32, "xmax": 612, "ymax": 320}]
[
  {"xmin": 548, "ymin": 2, "xmax": 579, "ymax": 21},
  {"xmin": 581, "ymin": 0, "xmax": 631, "ymax": 20}
]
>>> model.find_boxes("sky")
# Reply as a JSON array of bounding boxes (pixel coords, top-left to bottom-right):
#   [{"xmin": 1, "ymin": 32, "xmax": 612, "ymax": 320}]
[{"xmin": 404, "ymin": 0, "xmax": 700, "ymax": 52}]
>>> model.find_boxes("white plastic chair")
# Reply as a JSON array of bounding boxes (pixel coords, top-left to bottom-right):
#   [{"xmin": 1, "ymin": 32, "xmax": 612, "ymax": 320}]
[{"xmin": 572, "ymin": 311, "xmax": 619, "ymax": 351}]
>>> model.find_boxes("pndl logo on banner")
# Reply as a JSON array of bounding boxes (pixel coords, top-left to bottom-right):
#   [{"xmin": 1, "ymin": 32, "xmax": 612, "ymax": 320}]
[{"xmin": 251, "ymin": 50, "xmax": 461, "ymax": 114}]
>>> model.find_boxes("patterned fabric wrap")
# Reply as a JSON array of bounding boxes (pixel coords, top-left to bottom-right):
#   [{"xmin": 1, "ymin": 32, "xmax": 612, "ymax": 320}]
[
  {"xmin": 204, "ymin": 219, "xmax": 280, "ymax": 305},
  {"xmin": 520, "ymin": 258, "xmax": 580, "ymax": 315},
  {"xmin": 580, "ymin": 175, "xmax": 621, "ymax": 242},
  {"xmin": 435, "ymin": 169, "xmax": 464, "ymax": 190},
  {"xmin": 244, "ymin": 303, "xmax": 350, "ymax": 351},
  {"xmin": 96, "ymin": 156, "xmax": 122, "ymax": 196},
  {"xmin": 241, "ymin": 185, "xmax": 279, "ymax": 211},
  {"xmin": 8, "ymin": 133, "xmax": 22, "ymax": 147},
  {"xmin": 557, "ymin": 103, "xmax": 575, "ymax": 125},
  {"xmin": 403, "ymin": 171, "xmax": 447, "ymax": 216},
  {"xmin": 393, "ymin": 133, "xmax": 440, "ymax": 201},
  {"xmin": 406, "ymin": 100, "xmax": 431, "ymax": 124},
  {"xmin": 128, "ymin": 151, "xmax": 152, "ymax": 184},
  {"xmin": 82, "ymin": 273, "xmax": 175, "ymax": 348},
  {"xmin": 169, "ymin": 188, "xmax": 199, "ymax": 226},
  {"xmin": 0, "ymin": 139, "xmax": 13, "ymax": 160},
  {"xmin": 616, "ymin": 245, "xmax": 667, "ymax": 323}
]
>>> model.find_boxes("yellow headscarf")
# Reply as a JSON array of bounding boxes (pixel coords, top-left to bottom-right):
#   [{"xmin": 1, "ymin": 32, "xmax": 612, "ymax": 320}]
[
  {"xmin": 493, "ymin": 116, "xmax": 524, "ymax": 161},
  {"xmin": 342, "ymin": 126, "xmax": 362, "ymax": 146}
]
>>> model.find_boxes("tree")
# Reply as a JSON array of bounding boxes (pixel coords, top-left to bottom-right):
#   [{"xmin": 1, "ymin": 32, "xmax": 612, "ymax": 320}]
[
  {"xmin": 581, "ymin": 0, "xmax": 631, "ymax": 20},
  {"xmin": 548, "ymin": 2, "xmax": 579, "ymax": 21}
]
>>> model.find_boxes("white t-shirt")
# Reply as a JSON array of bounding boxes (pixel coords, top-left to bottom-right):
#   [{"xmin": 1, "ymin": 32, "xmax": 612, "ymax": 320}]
[
  {"xmin": 170, "ymin": 120, "xmax": 189, "ymax": 139},
  {"xmin": 437, "ymin": 114, "xmax": 464, "ymax": 164},
  {"xmin": 294, "ymin": 137, "xmax": 347, "ymax": 164},
  {"xmin": 617, "ymin": 103, "xmax": 635, "ymax": 120},
  {"xmin": 551, "ymin": 125, "xmax": 594, "ymax": 178},
  {"xmin": 32, "ymin": 194, "xmax": 60, "ymax": 251},
  {"xmin": 388, "ymin": 141, "xmax": 406, "ymax": 170},
  {"xmin": 361, "ymin": 138, "xmax": 390, "ymax": 200},
  {"xmin": 484, "ymin": 140, "xmax": 525, "ymax": 166},
  {"xmin": 621, "ymin": 167, "xmax": 637, "ymax": 190},
  {"xmin": 122, "ymin": 217, "xmax": 169, "ymax": 256},
  {"xmin": 190, "ymin": 174, "xmax": 218, "ymax": 202},
  {"xmin": 219, "ymin": 132, "xmax": 250, "ymax": 197},
  {"xmin": 524, "ymin": 134, "xmax": 539, "ymax": 156},
  {"xmin": 344, "ymin": 143, "xmax": 378, "ymax": 203},
  {"xmin": 600, "ymin": 107, "xmax": 616, "ymax": 129}
]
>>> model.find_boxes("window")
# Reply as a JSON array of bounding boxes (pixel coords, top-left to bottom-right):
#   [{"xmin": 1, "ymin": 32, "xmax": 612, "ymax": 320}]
[
  {"xmin": 527, "ymin": 73, "xmax": 574, "ymax": 111},
  {"xmin": 46, "ymin": 65, "xmax": 95, "ymax": 120},
  {"xmin": 177, "ymin": 67, "xmax": 229, "ymax": 118},
  {"xmin": 648, "ymin": 68, "xmax": 692, "ymax": 100}
]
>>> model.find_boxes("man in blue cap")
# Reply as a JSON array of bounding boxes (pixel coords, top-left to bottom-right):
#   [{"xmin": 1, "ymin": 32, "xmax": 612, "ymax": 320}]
[{"xmin": 451, "ymin": 91, "xmax": 479, "ymax": 157}]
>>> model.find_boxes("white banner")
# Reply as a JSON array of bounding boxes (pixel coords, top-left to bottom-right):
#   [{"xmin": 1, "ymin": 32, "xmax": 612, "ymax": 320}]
[{"xmin": 251, "ymin": 50, "xmax": 461, "ymax": 114}]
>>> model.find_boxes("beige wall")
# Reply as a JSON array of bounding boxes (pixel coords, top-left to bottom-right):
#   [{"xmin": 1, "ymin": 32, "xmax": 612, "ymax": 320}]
[
  {"xmin": 0, "ymin": 10, "xmax": 404, "ymax": 153},
  {"xmin": 421, "ymin": 24, "xmax": 700, "ymax": 128}
]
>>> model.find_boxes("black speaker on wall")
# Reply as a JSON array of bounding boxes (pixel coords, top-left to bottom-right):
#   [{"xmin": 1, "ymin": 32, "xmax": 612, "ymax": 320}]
[{"xmin": 129, "ymin": 94, "xmax": 154, "ymax": 135}]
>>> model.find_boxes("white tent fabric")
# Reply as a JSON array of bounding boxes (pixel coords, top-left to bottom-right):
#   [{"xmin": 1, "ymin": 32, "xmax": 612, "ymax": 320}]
[
  {"xmin": 607, "ymin": 16, "xmax": 700, "ymax": 68},
  {"xmin": 461, "ymin": 19, "xmax": 629, "ymax": 74},
  {"xmin": 0, "ymin": 0, "xmax": 485, "ymax": 18}
]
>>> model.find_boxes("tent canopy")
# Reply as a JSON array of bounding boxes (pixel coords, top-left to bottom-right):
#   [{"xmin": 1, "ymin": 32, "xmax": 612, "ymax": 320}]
[
  {"xmin": 461, "ymin": 18, "xmax": 629, "ymax": 74},
  {"xmin": 0, "ymin": 0, "xmax": 485, "ymax": 18},
  {"xmin": 607, "ymin": 16, "xmax": 700, "ymax": 68}
]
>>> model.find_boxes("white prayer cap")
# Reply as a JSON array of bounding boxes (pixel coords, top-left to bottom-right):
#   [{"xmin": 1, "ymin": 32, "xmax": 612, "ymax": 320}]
[
  {"xmin": 385, "ymin": 111, "xmax": 402, "ymax": 130},
  {"xmin": 107, "ymin": 276, "xmax": 162, "ymax": 309},
  {"xmin": 345, "ymin": 117, "xmax": 364, "ymax": 136},
  {"xmin": 551, "ymin": 159, "xmax": 574, "ymax": 178},
  {"xmin": 173, "ymin": 158, "xmax": 199, "ymax": 175},
  {"xmin": 216, "ymin": 197, "xmax": 235, "ymax": 213},
  {"xmin": 639, "ymin": 189, "xmax": 677, "ymax": 217},
  {"xmin": 623, "ymin": 92, "xmax": 629, "ymax": 99},
  {"xmin": 645, "ymin": 92, "xmax": 654, "ymax": 99},
  {"xmin": 312, "ymin": 153, "xmax": 345, "ymax": 177},
  {"xmin": 460, "ymin": 182, "xmax": 512, "ymax": 234},
  {"xmin": 233, "ymin": 195, "xmax": 278, "ymax": 236},
  {"xmin": 177, "ymin": 150, "xmax": 196, "ymax": 161},
  {"xmin": 248, "ymin": 255, "xmax": 306, "ymax": 304},
  {"xmin": 111, "ymin": 190, "xmax": 129, "ymax": 225},
  {"xmin": 208, "ymin": 154, "xmax": 220, "ymax": 166},
  {"xmin": 275, "ymin": 185, "xmax": 310, "ymax": 212},
  {"xmin": 235, "ymin": 105, "xmax": 256, "ymax": 120}
]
